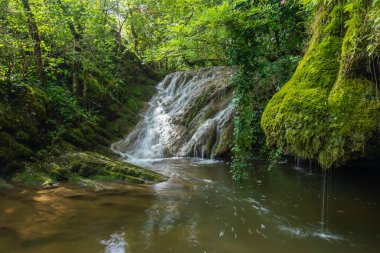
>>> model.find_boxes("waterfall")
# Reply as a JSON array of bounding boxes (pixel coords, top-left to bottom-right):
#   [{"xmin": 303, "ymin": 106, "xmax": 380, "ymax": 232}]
[{"xmin": 112, "ymin": 67, "xmax": 234, "ymax": 160}]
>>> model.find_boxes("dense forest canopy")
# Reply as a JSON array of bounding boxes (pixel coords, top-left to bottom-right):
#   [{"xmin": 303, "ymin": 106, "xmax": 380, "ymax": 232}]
[{"xmin": 0, "ymin": 0, "xmax": 379, "ymax": 180}]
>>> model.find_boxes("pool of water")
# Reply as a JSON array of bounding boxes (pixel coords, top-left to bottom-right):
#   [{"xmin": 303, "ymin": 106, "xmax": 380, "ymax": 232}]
[{"xmin": 1, "ymin": 159, "xmax": 379, "ymax": 253}]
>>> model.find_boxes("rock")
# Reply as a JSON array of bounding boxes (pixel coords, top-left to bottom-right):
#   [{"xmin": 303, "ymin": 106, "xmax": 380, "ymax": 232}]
[
  {"xmin": 113, "ymin": 67, "xmax": 235, "ymax": 159},
  {"xmin": 261, "ymin": 5, "xmax": 380, "ymax": 168},
  {"xmin": 11, "ymin": 166, "xmax": 58, "ymax": 188},
  {"xmin": 45, "ymin": 151, "xmax": 167, "ymax": 184},
  {"xmin": 10, "ymin": 151, "xmax": 167, "ymax": 188}
]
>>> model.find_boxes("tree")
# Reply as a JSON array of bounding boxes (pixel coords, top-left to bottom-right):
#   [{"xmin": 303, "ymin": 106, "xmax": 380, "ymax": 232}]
[{"xmin": 21, "ymin": 0, "xmax": 46, "ymax": 83}]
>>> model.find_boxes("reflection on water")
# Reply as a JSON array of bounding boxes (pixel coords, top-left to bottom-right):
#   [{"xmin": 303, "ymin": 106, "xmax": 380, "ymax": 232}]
[{"xmin": 1, "ymin": 159, "xmax": 380, "ymax": 253}]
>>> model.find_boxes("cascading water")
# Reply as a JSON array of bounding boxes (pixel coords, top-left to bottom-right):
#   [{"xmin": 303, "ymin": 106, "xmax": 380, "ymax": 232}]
[{"xmin": 112, "ymin": 67, "xmax": 234, "ymax": 161}]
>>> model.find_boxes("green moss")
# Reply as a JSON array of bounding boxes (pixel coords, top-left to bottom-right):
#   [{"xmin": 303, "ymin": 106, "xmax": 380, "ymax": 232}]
[
  {"xmin": 10, "ymin": 151, "xmax": 166, "ymax": 188},
  {"xmin": 319, "ymin": 78, "xmax": 380, "ymax": 167},
  {"xmin": 323, "ymin": 4, "xmax": 345, "ymax": 36},
  {"xmin": 44, "ymin": 152, "xmax": 167, "ymax": 184},
  {"xmin": 261, "ymin": 32, "xmax": 341, "ymax": 158},
  {"xmin": 281, "ymin": 88, "xmax": 329, "ymax": 158},
  {"xmin": 261, "ymin": 2, "xmax": 380, "ymax": 169},
  {"xmin": 12, "ymin": 166, "xmax": 56, "ymax": 188},
  {"xmin": 45, "ymin": 163, "xmax": 70, "ymax": 181},
  {"xmin": 0, "ymin": 132, "xmax": 33, "ymax": 158}
]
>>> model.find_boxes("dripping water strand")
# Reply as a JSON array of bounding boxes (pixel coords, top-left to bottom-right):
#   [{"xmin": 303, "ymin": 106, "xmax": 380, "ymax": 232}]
[
  {"xmin": 294, "ymin": 156, "xmax": 300, "ymax": 169},
  {"xmin": 321, "ymin": 168, "xmax": 327, "ymax": 233},
  {"xmin": 327, "ymin": 168, "xmax": 332, "ymax": 232},
  {"xmin": 321, "ymin": 168, "xmax": 326, "ymax": 232}
]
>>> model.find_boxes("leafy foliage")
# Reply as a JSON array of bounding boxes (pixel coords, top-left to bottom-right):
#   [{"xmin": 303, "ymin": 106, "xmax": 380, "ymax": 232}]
[
  {"xmin": 228, "ymin": 0, "xmax": 305, "ymax": 179},
  {"xmin": 0, "ymin": 0, "xmax": 157, "ymax": 176}
]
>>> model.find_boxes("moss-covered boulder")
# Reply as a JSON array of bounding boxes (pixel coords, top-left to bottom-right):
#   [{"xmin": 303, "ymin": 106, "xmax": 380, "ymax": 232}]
[
  {"xmin": 12, "ymin": 151, "xmax": 167, "ymax": 188},
  {"xmin": 57, "ymin": 152, "xmax": 165, "ymax": 183},
  {"xmin": 12, "ymin": 166, "xmax": 57, "ymax": 188},
  {"xmin": 47, "ymin": 152, "xmax": 166, "ymax": 184},
  {"xmin": 261, "ymin": 1, "xmax": 380, "ymax": 168}
]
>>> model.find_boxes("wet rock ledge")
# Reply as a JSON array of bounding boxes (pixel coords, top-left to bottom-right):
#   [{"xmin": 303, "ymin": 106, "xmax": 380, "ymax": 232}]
[{"xmin": 8, "ymin": 152, "xmax": 167, "ymax": 189}]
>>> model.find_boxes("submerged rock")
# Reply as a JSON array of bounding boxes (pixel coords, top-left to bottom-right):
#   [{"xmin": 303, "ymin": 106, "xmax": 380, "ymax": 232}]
[{"xmin": 113, "ymin": 67, "xmax": 234, "ymax": 159}]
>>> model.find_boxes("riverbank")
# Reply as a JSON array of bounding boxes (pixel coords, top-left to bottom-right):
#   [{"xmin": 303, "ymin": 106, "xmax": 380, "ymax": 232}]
[{"xmin": 0, "ymin": 63, "xmax": 167, "ymax": 187}]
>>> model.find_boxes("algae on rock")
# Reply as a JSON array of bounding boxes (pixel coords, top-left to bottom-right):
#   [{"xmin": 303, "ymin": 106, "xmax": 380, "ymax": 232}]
[
  {"xmin": 261, "ymin": 1, "xmax": 380, "ymax": 168},
  {"xmin": 12, "ymin": 151, "xmax": 167, "ymax": 188}
]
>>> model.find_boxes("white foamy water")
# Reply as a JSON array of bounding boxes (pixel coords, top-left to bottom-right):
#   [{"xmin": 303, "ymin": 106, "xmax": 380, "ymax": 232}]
[
  {"xmin": 112, "ymin": 67, "xmax": 234, "ymax": 160},
  {"xmin": 101, "ymin": 232, "xmax": 129, "ymax": 253}
]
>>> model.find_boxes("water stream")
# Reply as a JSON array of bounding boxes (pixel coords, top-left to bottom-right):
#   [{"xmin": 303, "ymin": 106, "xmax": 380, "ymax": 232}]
[{"xmin": 1, "ymin": 160, "xmax": 380, "ymax": 253}]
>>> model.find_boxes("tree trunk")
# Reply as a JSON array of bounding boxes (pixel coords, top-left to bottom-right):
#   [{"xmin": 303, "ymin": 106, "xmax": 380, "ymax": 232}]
[
  {"xmin": 83, "ymin": 74, "xmax": 88, "ymax": 110},
  {"xmin": 130, "ymin": 23, "xmax": 139, "ymax": 53},
  {"xmin": 57, "ymin": 0, "xmax": 83, "ymax": 95},
  {"xmin": 21, "ymin": 0, "xmax": 45, "ymax": 83}
]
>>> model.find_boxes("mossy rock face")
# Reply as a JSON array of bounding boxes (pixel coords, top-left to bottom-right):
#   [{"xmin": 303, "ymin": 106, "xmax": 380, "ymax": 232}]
[
  {"xmin": 11, "ymin": 151, "xmax": 167, "ymax": 188},
  {"xmin": 261, "ymin": 2, "xmax": 380, "ymax": 168},
  {"xmin": 319, "ymin": 78, "xmax": 380, "ymax": 167},
  {"xmin": 0, "ymin": 132, "xmax": 33, "ymax": 160},
  {"xmin": 45, "ymin": 152, "xmax": 167, "ymax": 184},
  {"xmin": 12, "ymin": 165, "xmax": 57, "ymax": 188}
]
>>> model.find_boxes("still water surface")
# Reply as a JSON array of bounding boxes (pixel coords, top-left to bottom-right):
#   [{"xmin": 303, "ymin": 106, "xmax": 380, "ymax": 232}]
[{"xmin": 1, "ymin": 159, "xmax": 379, "ymax": 253}]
